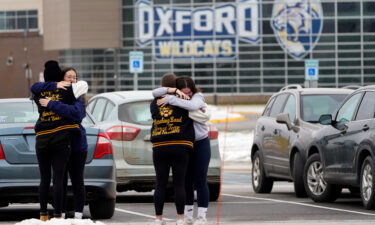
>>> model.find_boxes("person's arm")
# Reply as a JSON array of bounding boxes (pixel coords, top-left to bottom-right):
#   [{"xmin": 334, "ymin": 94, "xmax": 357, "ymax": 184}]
[
  {"xmin": 152, "ymin": 87, "xmax": 190, "ymax": 99},
  {"xmin": 30, "ymin": 82, "xmax": 57, "ymax": 94},
  {"xmin": 31, "ymin": 81, "xmax": 71, "ymax": 94},
  {"xmin": 152, "ymin": 87, "xmax": 168, "ymax": 98},
  {"xmin": 164, "ymin": 93, "xmax": 205, "ymax": 111},
  {"xmin": 46, "ymin": 98, "xmax": 86, "ymax": 122}
]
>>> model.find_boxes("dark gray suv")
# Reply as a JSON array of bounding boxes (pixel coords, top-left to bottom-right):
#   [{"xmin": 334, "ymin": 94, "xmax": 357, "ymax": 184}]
[
  {"xmin": 304, "ymin": 85, "xmax": 375, "ymax": 209},
  {"xmin": 251, "ymin": 85, "xmax": 353, "ymax": 197}
]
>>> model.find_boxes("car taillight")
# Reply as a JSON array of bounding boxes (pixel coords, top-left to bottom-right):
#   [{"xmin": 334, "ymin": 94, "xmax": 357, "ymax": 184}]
[
  {"xmin": 106, "ymin": 126, "xmax": 140, "ymax": 141},
  {"xmin": 94, "ymin": 132, "xmax": 113, "ymax": 159},
  {"xmin": 0, "ymin": 143, "xmax": 5, "ymax": 160},
  {"xmin": 208, "ymin": 124, "xmax": 219, "ymax": 140}
]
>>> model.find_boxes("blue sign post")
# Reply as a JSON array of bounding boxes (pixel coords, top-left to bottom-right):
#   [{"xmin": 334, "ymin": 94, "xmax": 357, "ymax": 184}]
[
  {"xmin": 129, "ymin": 51, "xmax": 144, "ymax": 90},
  {"xmin": 305, "ymin": 59, "xmax": 319, "ymax": 87}
]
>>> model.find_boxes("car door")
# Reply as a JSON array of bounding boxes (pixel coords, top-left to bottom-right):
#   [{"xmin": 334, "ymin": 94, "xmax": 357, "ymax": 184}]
[
  {"xmin": 347, "ymin": 91, "xmax": 375, "ymax": 174},
  {"xmin": 261, "ymin": 93, "xmax": 288, "ymax": 172},
  {"xmin": 272, "ymin": 94, "xmax": 295, "ymax": 175},
  {"xmin": 322, "ymin": 92, "xmax": 364, "ymax": 175}
]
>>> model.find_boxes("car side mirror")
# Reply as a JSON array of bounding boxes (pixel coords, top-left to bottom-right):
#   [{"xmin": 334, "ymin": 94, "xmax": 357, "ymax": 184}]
[
  {"xmin": 276, "ymin": 113, "xmax": 292, "ymax": 130},
  {"xmin": 319, "ymin": 114, "xmax": 333, "ymax": 125}
]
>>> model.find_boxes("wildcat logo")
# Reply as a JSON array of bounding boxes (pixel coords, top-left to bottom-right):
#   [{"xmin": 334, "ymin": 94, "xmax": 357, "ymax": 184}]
[
  {"xmin": 159, "ymin": 106, "xmax": 173, "ymax": 118},
  {"xmin": 271, "ymin": 0, "xmax": 323, "ymax": 60}
]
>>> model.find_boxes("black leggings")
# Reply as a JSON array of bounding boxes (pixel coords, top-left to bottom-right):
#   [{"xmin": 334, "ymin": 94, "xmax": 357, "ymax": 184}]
[
  {"xmin": 153, "ymin": 146, "xmax": 190, "ymax": 215},
  {"xmin": 36, "ymin": 144, "xmax": 71, "ymax": 217},
  {"xmin": 63, "ymin": 150, "xmax": 87, "ymax": 213}
]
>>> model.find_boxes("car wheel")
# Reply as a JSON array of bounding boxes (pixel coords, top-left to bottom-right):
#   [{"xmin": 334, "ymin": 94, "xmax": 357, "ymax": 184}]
[
  {"xmin": 209, "ymin": 183, "xmax": 221, "ymax": 201},
  {"xmin": 304, "ymin": 153, "xmax": 341, "ymax": 202},
  {"xmin": 252, "ymin": 151, "xmax": 273, "ymax": 193},
  {"xmin": 293, "ymin": 152, "xmax": 307, "ymax": 198},
  {"xmin": 89, "ymin": 198, "xmax": 115, "ymax": 219},
  {"xmin": 360, "ymin": 156, "xmax": 375, "ymax": 209}
]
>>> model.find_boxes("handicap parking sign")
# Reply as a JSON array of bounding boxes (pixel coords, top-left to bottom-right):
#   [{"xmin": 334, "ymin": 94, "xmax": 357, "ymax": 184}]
[
  {"xmin": 308, "ymin": 68, "xmax": 316, "ymax": 76},
  {"xmin": 129, "ymin": 51, "xmax": 144, "ymax": 73},
  {"xmin": 305, "ymin": 60, "xmax": 319, "ymax": 81},
  {"xmin": 133, "ymin": 60, "xmax": 140, "ymax": 69}
]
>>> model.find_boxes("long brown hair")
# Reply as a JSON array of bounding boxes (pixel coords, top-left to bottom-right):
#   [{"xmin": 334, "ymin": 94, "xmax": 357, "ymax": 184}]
[
  {"xmin": 61, "ymin": 67, "xmax": 78, "ymax": 80},
  {"xmin": 175, "ymin": 76, "xmax": 200, "ymax": 94},
  {"xmin": 62, "ymin": 67, "xmax": 87, "ymax": 107}
]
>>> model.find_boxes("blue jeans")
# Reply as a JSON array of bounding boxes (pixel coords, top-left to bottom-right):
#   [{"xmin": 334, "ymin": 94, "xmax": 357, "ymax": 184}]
[{"xmin": 185, "ymin": 137, "xmax": 211, "ymax": 207}]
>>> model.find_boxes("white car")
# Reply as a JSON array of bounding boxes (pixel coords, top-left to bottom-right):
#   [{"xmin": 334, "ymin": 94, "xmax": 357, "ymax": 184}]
[{"xmin": 87, "ymin": 91, "xmax": 221, "ymax": 200}]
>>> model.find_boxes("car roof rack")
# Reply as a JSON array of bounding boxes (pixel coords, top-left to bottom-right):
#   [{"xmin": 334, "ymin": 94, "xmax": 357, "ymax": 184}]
[
  {"xmin": 341, "ymin": 85, "xmax": 361, "ymax": 90},
  {"xmin": 280, "ymin": 84, "xmax": 303, "ymax": 92}
]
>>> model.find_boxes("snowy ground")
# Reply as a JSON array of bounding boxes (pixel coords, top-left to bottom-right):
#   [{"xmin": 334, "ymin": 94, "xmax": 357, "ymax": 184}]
[
  {"xmin": 210, "ymin": 105, "xmax": 260, "ymax": 162},
  {"xmin": 15, "ymin": 218, "xmax": 105, "ymax": 225},
  {"xmin": 218, "ymin": 131, "xmax": 253, "ymax": 162}
]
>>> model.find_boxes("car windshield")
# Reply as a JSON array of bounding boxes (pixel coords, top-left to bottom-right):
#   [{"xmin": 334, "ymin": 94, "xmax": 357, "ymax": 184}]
[
  {"xmin": 118, "ymin": 101, "xmax": 153, "ymax": 125},
  {"xmin": 301, "ymin": 94, "xmax": 348, "ymax": 123},
  {"xmin": 0, "ymin": 101, "xmax": 39, "ymax": 123}
]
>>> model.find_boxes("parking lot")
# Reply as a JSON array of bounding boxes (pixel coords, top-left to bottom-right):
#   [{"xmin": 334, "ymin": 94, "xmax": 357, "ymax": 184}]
[
  {"xmin": 2, "ymin": 166, "xmax": 375, "ymax": 225},
  {"xmin": 2, "ymin": 106, "xmax": 375, "ymax": 225}
]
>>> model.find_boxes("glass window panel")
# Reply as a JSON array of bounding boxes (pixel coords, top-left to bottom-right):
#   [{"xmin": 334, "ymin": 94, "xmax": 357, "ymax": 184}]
[
  {"xmin": 336, "ymin": 93, "xmax": 363, "ymax": 123},
  {"xmin": 363, "ymin": 2, "xmax": 375, "ymax": 16},
  {"xmin": 6, "ymin": 11, "xmax": 15, "ymax": 16},
  {"xmin": 6, "ymin": 17, "xmax": 15, "ymax": 29},
  {"xmin": 17, "ymin": 11, "xmax": 26, "ymax": 16},
  {"xmin": 322, "ymin": 19, "xmax": 335, "ymax": 33},
  {"xmin": 28, "ymin": 17, "xmax": 37, "ymax": 29},
  {"xmin": 338, "ymin": 19, "xmax": 360, "ymax": 33},
  {"xmin": 262, "ymin": 4, "xmax": 273, "ymax": 18},
  {"xmin": 27, "ymin": 10, "xmax": 37, "ymax": 16},
  {"xmin": 269, "ymin": 94, "xmax": 288, "ymax": 118},
  {"xmin": 282, "ymin": 94, "xmax": 296, "ymax": 121},
  {"xmin": 0, "ymin": 12, "xmax": 5, "ymax": 30},
  {"xmin": 356, "ymin": 92, "xmax": 375, "ymax": 120},
  {"xmin": 263, "ymin": 97, "xmax": 275, "ymax": 117},
  {"xmin": 364, "ymin": 19, "xmax": 375, "ymax": 33},
  {"xmin": 17, "ymin": 17, "xmax": 26, "ymax": 29},
  {"xmin": 338, "ymin": 2, "xmax": 360, "ymax": 16},
  {"xmin": 322, "ymin": 3, "xmax": 335, "ymax": 17}
]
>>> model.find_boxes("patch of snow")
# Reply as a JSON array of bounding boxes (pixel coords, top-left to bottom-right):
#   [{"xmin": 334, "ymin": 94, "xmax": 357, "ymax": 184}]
[
  {"xmin": 15, "ymin": 218, "xmax": 105, "ymax": 225},
  {"xmin": 219, "ymin": 131, "xmax": 253, "ymax": 162}
]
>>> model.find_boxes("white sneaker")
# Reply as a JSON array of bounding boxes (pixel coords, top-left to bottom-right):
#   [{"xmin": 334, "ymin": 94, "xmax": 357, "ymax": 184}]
[
  {"xmin": 193, "ymin": 217, "xmax": 207, "ymax": 225},
  {"xmin": 154, "ymin": 219, "xmax": 166, "ymax": 225},
  {"xmin": 185, "ymin": 217, "xmax": 194, "ymax": 225},
  {"xmin": 176, "ymin": 219, "xmax": 185, "ymax": 225}
]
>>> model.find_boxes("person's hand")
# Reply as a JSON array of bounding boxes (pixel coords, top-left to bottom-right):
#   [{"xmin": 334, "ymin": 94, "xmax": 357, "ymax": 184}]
[
  {"xmin": 176, "ymin": 89, "xmax": 190, "ymax": 100},
  {"xmin": 57, "ymin": 81, "xmax": 71, "ymax": 90},
  {"xmin": 39, "ymin": 97, "xmax": 51, "ymax": 107},
  {"xmin": 157, "ymin": 97, "xmax": 167, "ymax": 107}
]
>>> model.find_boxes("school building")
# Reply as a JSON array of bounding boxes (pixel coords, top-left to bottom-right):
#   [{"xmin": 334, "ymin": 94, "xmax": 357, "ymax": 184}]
[{"xmin": 1, "ymin": 0, "xmax": 375, "ymax": 103}]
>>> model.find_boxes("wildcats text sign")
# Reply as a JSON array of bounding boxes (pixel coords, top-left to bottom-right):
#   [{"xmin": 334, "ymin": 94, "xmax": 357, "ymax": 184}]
[{"xmin": 135, "ymin": 0, "xmax": 259, "ymax": 60}]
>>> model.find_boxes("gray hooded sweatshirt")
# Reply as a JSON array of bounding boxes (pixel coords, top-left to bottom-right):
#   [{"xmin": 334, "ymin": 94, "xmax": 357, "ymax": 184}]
[{"xmin": 152, "ymin": 87, "xmax": 208, "ymax": 141}]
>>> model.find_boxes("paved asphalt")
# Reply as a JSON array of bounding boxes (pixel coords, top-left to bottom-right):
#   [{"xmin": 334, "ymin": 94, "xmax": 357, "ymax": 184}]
[
  {"xmin": 3, "ymin": 106, "xmax": 375, "ymax": 224},
  {"xmin": 2, "ymin": 168, "xmax": 375, "ymax": 225}
]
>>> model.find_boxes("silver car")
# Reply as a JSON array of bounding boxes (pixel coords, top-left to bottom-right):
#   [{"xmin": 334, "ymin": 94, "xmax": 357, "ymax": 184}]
[
  {"xmin": 87, "ymin": 91, "xmax": 221, "ymax": 200},
  {"xmin": 0, "ymin": 98, "xmax": 116, "ymax": 219}
]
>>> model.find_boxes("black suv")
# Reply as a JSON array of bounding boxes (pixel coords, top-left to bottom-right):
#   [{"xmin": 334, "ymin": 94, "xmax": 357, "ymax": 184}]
[
  {"xmin": 251, "ymin": 85, "xmax": 353, "ymax": 197},
  {"xmin": 304, "ymin": 86, "xmax": 375, "ymax": 209}
]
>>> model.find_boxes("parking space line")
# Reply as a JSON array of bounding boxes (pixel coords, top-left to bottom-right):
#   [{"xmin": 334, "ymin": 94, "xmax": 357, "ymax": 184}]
[
  {"xmin": 114, "ymin": 208, "xmax": 173, "ymax": 221},
  {"xmin": 222, "ymin": 194, "xmax": 375, "ymax": 216}
]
